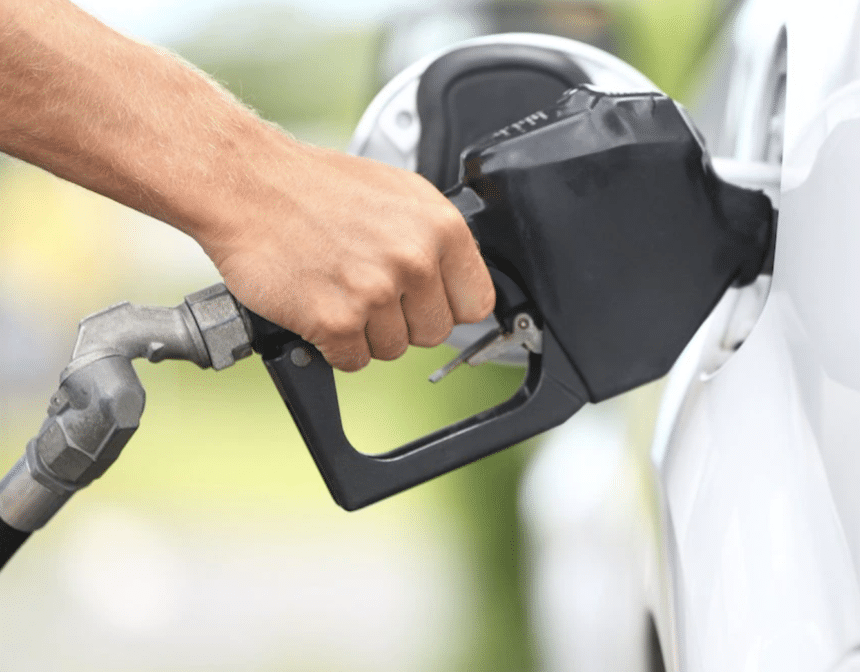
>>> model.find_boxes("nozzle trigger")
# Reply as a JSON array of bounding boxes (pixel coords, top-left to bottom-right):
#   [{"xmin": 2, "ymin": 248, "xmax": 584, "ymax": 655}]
[{"xmin": 429, "ymin": 313, "xmax": 542, "ymax": 383}]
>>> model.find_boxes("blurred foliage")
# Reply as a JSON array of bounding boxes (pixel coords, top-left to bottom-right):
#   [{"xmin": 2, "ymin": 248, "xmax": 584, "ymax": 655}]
[
  {"xmin": 614, "ymin": 0, "xmax": 729, "ymax": 100},
  {"xmin": 173, "ymin": 5, "xmax": 381, "ymax": 144},
  {"xmin": 444, "ymin": 441, "xmax": 539, "ymax": 672}
]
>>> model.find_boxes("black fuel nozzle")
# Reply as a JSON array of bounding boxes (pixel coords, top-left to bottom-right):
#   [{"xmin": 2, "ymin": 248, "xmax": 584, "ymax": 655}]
[
  {"xmin": 252, "ymin": 85, "xmax": 776, "ymax": 510},
  {"xmin": 458, "ymin": 86, "xmax": 776, "ymax": 400}
]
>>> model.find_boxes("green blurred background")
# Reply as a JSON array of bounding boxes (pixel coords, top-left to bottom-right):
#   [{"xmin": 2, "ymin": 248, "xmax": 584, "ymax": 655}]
[{"xmin": 0, "ymin": 1, "xmax": 728, "ymax": 669}]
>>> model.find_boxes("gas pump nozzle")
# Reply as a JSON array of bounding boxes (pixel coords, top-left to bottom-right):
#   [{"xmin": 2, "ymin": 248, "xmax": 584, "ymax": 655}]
[{"xmin": 250, "ymin": 86, "xmax": 776, "ymax": 511}]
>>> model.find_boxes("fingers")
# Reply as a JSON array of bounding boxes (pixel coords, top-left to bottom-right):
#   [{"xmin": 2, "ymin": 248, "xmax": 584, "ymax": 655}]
[
  {"xmin": 365, "ymin": 300, "xmax": 409, "ymax": 360},
  {"xmin": 316, "ymin": 339, "xmax": 371, "ymax": 373},
  {"xmin": 399, "ymin": 248, "xmax": 456, "ymax": 348},
  {"xmin": 301, "ymin": 215, "xmax": 493, "ymax": 371},
  {"xmin": 304, "ymin": 308, "xmax": 372, "ymax": 373},
  {"xmin": 439, "ymin": 220, "xmax": 496, "ymax": 324},
  {"xmin": 305, "ymin": 270, "xmax": 411, "ymax": 370}
]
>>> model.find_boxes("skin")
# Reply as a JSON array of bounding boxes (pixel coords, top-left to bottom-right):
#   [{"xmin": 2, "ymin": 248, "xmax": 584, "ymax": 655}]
[{"xmin": 0, "ymin": 0, "xmax": 496, "ymax": 371}]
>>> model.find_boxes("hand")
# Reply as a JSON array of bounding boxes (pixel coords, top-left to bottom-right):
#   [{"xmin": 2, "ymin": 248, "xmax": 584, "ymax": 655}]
[{"xmin": 200, "ymin": 139, "xmax": 496, "ymax": 372}]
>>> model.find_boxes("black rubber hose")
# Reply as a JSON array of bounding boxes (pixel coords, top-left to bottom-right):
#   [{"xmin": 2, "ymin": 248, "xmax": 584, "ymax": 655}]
[{"xmin": 0, "ymin": 518, "xmax": 30, "ymax": 570}]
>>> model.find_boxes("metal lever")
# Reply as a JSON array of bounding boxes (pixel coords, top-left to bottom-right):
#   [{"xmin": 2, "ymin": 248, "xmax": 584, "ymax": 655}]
[
  {"xmin": 429, "ymin": 313, "xmax": 542, "ymax": 383},
  {"xmin": 428, "ymin": 326, "xmax": 503, "ymax": 383}
]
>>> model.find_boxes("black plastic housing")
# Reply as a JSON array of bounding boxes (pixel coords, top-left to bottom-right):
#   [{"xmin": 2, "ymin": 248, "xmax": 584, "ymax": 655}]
[{"xmin": 455, "ymin": 86, "xmax": 774, "ymax": 400}]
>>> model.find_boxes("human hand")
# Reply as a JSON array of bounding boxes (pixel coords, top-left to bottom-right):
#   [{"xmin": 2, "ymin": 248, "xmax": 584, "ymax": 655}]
[{"xmin": 198, "ymin": 138, "xmax": 496, "ymax": 372}]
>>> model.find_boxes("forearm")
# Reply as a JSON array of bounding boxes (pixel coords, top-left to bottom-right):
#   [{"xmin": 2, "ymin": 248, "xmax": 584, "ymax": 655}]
[{"xmin": 0, "ymin": 0, "xmax": 291, "ymax": 245}]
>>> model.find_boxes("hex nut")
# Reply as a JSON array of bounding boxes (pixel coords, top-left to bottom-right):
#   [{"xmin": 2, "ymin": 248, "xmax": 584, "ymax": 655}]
[
  {"xmin": 34, "ymin": 359, "xmax": 144, "ymax": 486},
  {"xmin": 35, "ymin": 418, "xmax": 92, "ymax": 483},
  {"xmin": 185, "ymin": 284, "xmax": 253, "ymax": 371}
]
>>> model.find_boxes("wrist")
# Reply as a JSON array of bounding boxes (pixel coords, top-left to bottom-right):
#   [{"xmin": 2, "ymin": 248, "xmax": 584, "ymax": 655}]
[{"xmin": 176, "ymin": 116, "xmax": 307, "ymax": 266}]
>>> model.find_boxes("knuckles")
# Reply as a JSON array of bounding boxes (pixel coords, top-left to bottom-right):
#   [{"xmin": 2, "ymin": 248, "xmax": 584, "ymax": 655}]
[
  {"xmin": 346, "ymin": 273, "xmax": 399, "ymax": 310},
  {"xmin": 370, "ymin": 337, "xmax": 409, "ymax": 361},
  {"xmin": 441, "ymin": 204, "xmax": 470, "ymax": 238},
  {"xmin": 408, "ymin": 311, "xmax": 454, "ymax": 348},
  {"xmin": 462, "ymin": 284, "xmax": 496, "ymax": 324},
  {"xmin": 325, "ymin": 349, "xmax": 371, "ymax": 372},
  {"xmin": 410, "ymin": 329, "xmax": 451, "ymax": 349},
  {"xmin": 395, "ymin": 245, "xmax": 436, "ymax": 285},
  {"xmin": 304, "ymin": 309, "xmax": 365, "ymax": 344}
]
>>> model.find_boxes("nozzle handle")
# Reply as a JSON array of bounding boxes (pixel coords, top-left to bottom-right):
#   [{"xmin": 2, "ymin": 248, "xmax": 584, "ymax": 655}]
[{"xmin": 260, "ymin": 326, "xmax": 585, "ymax": 510}]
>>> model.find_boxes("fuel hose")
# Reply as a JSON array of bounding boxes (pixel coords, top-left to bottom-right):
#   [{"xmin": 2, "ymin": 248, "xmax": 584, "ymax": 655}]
[{"xmin": 0, "ymin": 518, "xmax": 30, "ymax": 570}]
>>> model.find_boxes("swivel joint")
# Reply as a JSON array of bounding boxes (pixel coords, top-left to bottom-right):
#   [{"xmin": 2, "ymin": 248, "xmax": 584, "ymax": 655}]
[{"xmin": 0, "ymin": 283, "xmax": 253, "ymax": 536}]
